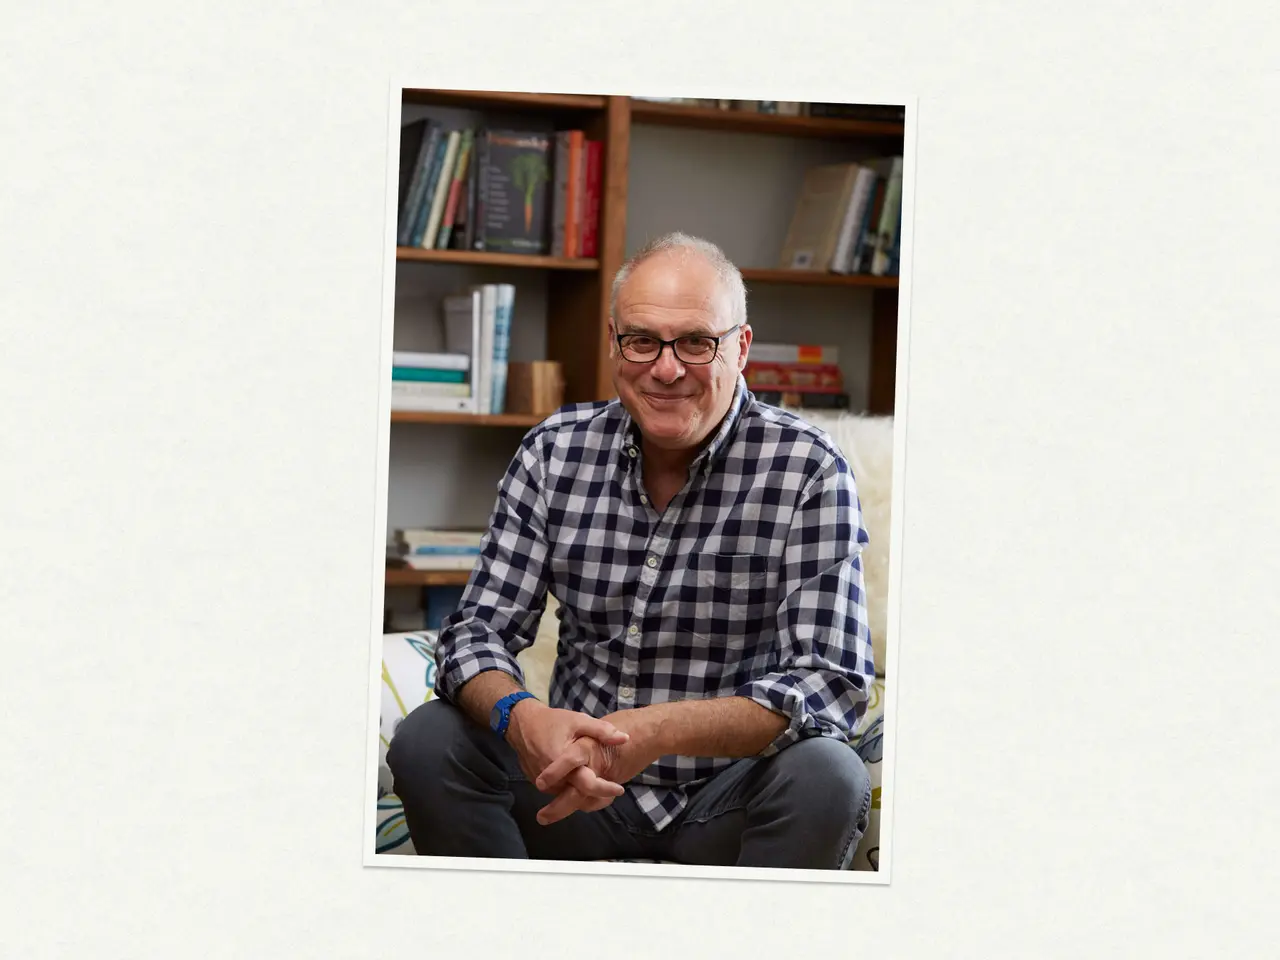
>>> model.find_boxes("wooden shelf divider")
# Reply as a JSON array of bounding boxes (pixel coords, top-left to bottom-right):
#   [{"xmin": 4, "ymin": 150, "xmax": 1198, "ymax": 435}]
[
  {"xmin": 740, "ymin": 268, "xmax": 898, "ymax": 289},
  {"xmin": 629, "ymin": 99, "xmax": 904, "ymax": 141},
  {"xmin": 389, "ymin": 411, "xmax": 546, "ymax": 427},
  {"xmin": 401, "ymin": 89, "xmax": 606, "ymax": 111},
  {"xmin": 395, "ymin": 247, "xmax": 598, "ymax": 270},
  {"xmin": 385, "ymin": 567, "xmax": 473, "ymax": 588}
]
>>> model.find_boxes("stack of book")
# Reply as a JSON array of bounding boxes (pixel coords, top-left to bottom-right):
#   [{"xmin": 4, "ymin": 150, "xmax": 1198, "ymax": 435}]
[
  {"xmin": 746, "ymin": 343, "xmax": 849, "ymax": 410},
  {"xmin": 390, "ymin": 283, "xmax": 517, "ymax": 415},
  {"xmin": 390, "ymin": 351, "xmax": 473, "ymax": 414},
  {"xmin": 397, "ymin": 120, "xmax": 603, "ymax": 258},
  {"xmin": 777, "ymin": 157, "xmax": 903, "ymax": 276},
  {"xmin": 389, "ymin": 528, "xmax": 485, "ymax": 572}
]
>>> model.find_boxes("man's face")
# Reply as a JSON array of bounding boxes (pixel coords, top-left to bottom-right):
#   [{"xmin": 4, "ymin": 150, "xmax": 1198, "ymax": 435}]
[{"xmin": 609, "ymin": 249, "xmax": 751, "ymax": 454}]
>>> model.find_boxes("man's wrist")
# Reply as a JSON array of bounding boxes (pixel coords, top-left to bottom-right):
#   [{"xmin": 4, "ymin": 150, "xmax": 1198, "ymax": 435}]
[{"xmin": 505, "ymin": 695, "xmax": 544, "ymax": 743}]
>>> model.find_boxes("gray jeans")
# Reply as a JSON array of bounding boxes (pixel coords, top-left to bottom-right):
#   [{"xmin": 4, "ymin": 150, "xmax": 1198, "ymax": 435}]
[{"xmin": 386, "ymin": 698, "xmax": 872, "ymax": 869}]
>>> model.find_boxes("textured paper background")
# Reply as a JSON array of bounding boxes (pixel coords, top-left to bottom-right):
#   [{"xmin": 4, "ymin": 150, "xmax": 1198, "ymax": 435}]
[{"xmin": 1, "ymin": 2, "xmax": 1276, "ymax": 956}]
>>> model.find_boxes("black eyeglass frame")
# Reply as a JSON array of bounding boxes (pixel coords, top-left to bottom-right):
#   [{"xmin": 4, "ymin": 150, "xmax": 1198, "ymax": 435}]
[{"xmin": 613, "ymin": 322, "xmax": 744, "ymax": 365}]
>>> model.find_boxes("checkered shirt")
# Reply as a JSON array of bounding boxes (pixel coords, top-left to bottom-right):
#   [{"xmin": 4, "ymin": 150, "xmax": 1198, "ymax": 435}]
[{"xmin": 435, "ymin": 376, "xmax": 876, "ymax": 831}]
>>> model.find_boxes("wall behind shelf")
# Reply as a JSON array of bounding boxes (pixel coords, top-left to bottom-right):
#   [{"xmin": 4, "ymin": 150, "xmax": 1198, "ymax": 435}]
[{"xmin": 626, "ymin": 123, "xmax": 886, "ymax": 412}]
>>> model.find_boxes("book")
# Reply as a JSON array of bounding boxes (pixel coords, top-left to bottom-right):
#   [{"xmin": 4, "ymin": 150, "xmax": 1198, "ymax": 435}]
[
  {"xmin": 471, "ymin": 284, "xmax": 498, "ymax": 414},
  {"xmin": 562, "ymin": 131, "xmax": 584, "ymax": 257},
  {"xmin": 852, "ymin": 177, "xmax": 888, "ymax": 274},
  {"xmin": 581, "ymin": 140, "xmax": 603, "ymax": 259},
  {"xmin": 391, "ymin": 351, "xmax": 469, "ymax": 371},
  {"xmin": 390, "ymin": 380, "xmax": 470, "ymax": 398},
  {"xmin": 390, "ymin": 367, "xmax": 467, "ymax": 383},
  {"xmin": 409, "ymin": 131, "xmax": 452, "ymax": 247},
  {"xmin": 475, "ymin": 130, "xmax": 552, "ymax": 254},
  {"xmin": 745, "ymin": 361, "xmax": 844, "ymax": 392},
  {"xmin": 753, "ymin": 389, "xmax": 851, "ymax": 410},
  {"xmin": 871, "ymin": 157, "xmax": 904, "ymax": 276},
  {"xmin": 750, "ymin": 343, "xmax": 839, "ymax": 365},
  {"xmin": 420, "ymin": 130, "xmax": 461, "ymax": 248},
  {"xmin": 550, "ymin": 132, "xmax": 571, "ymax": 256},
  {"xmin": 440, "ymin": 291, "xmax": 482, "ymax": 413},
  {"xmin": 435, "ymin": 129, "xmax": 474, "ymax": 250},
  {"xmin": 831, "ymin": 166, "xmax": 877, "ymax": 274},
  {"xmin": 397, "ymin": 119, "xmax": 429, "ymax": 220},
  {"xmin": 389, "ymin": 382, "xmax": 473, "ymax": 413},
  {"xmin": 396, "ymin": 528, "xmax": 485, "ymax": 548},
  {"xmin": 778, "ymin": 163, "xmax": 861, "ymax": 271},
  {"xmin": 489, "ymin": 283, "xmax": 515, "ymax": 414},
  {"xmin": 398, "ymin": 123, "xmax": 440, "ymax": 246}
]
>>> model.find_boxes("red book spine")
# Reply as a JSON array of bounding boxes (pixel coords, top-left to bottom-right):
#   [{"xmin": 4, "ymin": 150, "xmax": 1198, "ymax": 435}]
[{"xmin": 581, "ymin": 140, "xmax": 604, "ymax": 258}]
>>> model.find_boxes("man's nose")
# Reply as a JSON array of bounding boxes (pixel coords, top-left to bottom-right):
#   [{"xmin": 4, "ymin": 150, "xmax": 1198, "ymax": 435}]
[{"xmin": 651, "ymin": 346, "xmax": 684, "ymax": 382}]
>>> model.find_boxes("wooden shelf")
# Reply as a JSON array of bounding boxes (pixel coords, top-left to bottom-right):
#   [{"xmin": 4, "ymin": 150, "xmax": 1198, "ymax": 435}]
[
  {"xmin": 630, "ymin": 100, "xmax": 904, "ymax": 141},
  {"xmin": 390, "ymin": 410, "xmax": 546, "ymax": 427},
  {"xmin": 395, "ymin": 247, "xmax": 598, "ymax": 271},
  {"xmin": 740, "ymin": 268, "xmax": 899, "ymax": 289},
  {"xmin": 385, "ymin": 567, "xmax": 472, "ymax": 588},
  {"xmin": 402, "ymin": 89, "xmax": 606, "ymax": 112}
]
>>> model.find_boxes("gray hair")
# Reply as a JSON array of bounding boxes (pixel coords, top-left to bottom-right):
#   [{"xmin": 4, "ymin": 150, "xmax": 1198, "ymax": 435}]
[{"xmin": 609, "ymin": 232, "xmax": 748, "ymax": 329}]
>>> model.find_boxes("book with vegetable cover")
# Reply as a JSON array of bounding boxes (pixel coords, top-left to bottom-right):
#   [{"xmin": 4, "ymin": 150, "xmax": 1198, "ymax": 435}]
[{"xmin": 474, "ymin": 130, "xmax": 552, "ymax": 254}]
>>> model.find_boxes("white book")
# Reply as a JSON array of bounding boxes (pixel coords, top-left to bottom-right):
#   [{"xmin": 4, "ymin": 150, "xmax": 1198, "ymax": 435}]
[
  {"xmin": 421, "ymin": 130, "xmax": 461, "ymax": 249},
  {"xmin": 749, "ymin": 343, "xmax": 840, "ymax": 365},
  {"xmin": 471, "ymin": 284, "xmax": 498, "ymax": 415},
  {"xmin": 403, "ymin": 554, "xmax": 481, "ymax": 571},
  {"xmin": 490, "ymin": 283, "xmax": 515, "ymax": 414},
  {"xmin": 391, "ymin": 351, "xmax": 469, "ymax": 371},
  {"xmin": 389, "ymin": 384, "xmax": 472, "ymax": 413},
  {"xmin": 831, "ymin": 167, "xmax": 876, "ymax": 274},
  {"xmin": 390, "ymin": 381, "xmax": 470, "ymax": 398}
]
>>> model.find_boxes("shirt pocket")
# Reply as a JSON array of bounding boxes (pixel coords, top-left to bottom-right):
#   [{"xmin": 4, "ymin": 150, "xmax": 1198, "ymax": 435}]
[{"xmin": 686, "ymin": 552, "xmax": 774, "ymax": 645}]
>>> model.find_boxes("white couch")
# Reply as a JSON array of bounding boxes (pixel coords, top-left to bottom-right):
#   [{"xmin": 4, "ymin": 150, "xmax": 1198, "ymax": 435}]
[{"xmin": 375, "ymin": 411, "xmax": 894, "ymax": 871}]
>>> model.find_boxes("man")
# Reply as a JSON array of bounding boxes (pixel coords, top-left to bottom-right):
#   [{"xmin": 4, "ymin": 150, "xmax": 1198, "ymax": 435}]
[{"xmin": 387, "ymin": 232, "xmax": 875, "ymax": 869}]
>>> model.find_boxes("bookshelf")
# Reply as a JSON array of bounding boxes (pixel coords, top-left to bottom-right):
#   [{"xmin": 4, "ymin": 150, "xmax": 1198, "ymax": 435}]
[
  {"xmin": 629, "ymin": 98, "xmax": 904, "ymax": 143},
  {"xmin": 386, "ymin": 90, "xmax": 905, "ymax": 625}
]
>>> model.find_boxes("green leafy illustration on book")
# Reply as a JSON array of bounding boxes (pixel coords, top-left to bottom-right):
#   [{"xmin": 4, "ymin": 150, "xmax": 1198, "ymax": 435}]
[
  {"xmin": 510, "ymin": 152, "xmax": 548, "ymax": 235},
  {"xmin": 476, "ymin": 130, "xmax": 552, "ymax": 254}
]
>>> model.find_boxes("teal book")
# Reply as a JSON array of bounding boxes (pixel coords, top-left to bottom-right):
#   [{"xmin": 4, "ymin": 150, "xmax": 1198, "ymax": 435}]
[{"xmin": 391, "ymin": 367, "xmax": 466, "ymax": 383}]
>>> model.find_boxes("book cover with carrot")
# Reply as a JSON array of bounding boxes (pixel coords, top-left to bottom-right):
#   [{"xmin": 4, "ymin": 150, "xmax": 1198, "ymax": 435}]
[{"xmin": 476, "ymin": 129, "xmax": 552, "ymax": 254}]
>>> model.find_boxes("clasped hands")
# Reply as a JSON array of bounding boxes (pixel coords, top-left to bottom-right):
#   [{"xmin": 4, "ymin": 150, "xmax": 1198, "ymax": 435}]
[{"xmin": 505, "ymin": 701, "xmax": 656, "ymax": 826}]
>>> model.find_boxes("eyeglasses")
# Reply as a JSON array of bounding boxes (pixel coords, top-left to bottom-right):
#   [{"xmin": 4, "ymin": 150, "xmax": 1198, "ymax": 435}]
[{"xmin": 615, "ymin": 323, "xmax": 742, "ymax": 365}]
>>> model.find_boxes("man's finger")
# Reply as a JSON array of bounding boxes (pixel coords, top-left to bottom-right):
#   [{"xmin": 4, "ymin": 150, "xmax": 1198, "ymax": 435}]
[
  {"xmin": 536, "ymin": 788, "xmax": 586, "ymax": 826},
  {"xmin": 537, "ymin": 751, "xmax": 622, "ymax": 798},
  {"xmin": 575, "ymin": 716, "xmax": 630, "ymax": 746},
  {"xmin": 566, "ymin": 764, "xmax": 624, "ymax": 800},
  {"xmin": 534, "ymin": 747, "xmax": 590, "ymax": 794}
]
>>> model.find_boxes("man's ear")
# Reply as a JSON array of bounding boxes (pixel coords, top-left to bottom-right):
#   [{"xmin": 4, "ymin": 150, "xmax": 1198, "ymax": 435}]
[
  {"xmin": 607, "ymin": 319, "xmax": 616, "ymax": 358},
  {"xmin": 737, "ymin": 323, "xmax": 752, "ymax": 370}
]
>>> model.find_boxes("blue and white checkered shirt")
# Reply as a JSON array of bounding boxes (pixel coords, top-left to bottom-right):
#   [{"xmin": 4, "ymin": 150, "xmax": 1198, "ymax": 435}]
[{"xmin": 435, "ymin": 376, "xmax": 875, "ymax": 831}]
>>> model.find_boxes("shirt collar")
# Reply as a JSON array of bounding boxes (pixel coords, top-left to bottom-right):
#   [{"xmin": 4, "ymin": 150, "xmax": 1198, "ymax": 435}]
[{"xmin": 616, "ymin": 375, "xmax": 749, "ymax": 477}]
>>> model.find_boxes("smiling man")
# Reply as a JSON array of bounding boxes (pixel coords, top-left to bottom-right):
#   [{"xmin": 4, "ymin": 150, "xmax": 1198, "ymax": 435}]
[{"xmin": 387, "ymin": 232, "xmax": 875, "ymax": 869}]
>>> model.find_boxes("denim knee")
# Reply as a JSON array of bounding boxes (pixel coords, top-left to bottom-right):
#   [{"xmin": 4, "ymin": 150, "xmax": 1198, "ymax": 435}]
[
  {"xmin": 386, "ymin": 697, "xmax": 472, "ymax": 788},
  {"xmin": 772, "ymin": 737, "xmax": 873, "ymax": 847}
]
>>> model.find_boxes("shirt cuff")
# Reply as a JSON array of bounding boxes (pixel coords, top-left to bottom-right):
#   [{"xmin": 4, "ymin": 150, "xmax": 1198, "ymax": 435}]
[
  {"xmin": 736, "ymin": 669, "xmax": 866, "ymax": 757},
  {"xmin": 435, "ymin": 635, "xmax": 527, "ymax": 704}
]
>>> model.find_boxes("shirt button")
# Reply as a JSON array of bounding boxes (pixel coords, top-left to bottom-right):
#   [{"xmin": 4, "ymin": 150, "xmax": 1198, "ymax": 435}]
[
  {"xmin": 640, "ymin": 494, "xmax": 648, "ymax": 505},
  {"xmin": 618, "ymin": 685, "xmax": 635, "ymax": 702},
  {"xmin": 627, "ymin": 447, "xmax": 637, "ymax": 457},
  {"xmin": 628, "ymin": 624, "xmax": 639, "ymax": 635},
  {"xmin": 646, "ymin": 556, "xmax": 657, "ymax": 568}
]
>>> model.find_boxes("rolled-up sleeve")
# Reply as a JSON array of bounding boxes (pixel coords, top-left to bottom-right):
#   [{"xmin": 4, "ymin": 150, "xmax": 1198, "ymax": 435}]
[
  {"xmin": 433, "ymin": 434, "xmax": 551, "ymax": 703},
  {"xmin": 735, "ymin": 452, "xmax": 875, "ymax": 756}
]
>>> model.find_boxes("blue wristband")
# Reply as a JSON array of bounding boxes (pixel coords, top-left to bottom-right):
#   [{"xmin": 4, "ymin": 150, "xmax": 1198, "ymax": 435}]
[{"xmin": 489, "ymin": 691, "xmax": 536, "ymax": 738}]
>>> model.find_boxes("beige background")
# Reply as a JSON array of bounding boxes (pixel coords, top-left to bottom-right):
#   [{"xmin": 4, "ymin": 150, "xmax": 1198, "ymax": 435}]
[{"xmin": 2, "ymin": 1, "xmax": 1277, "ymax": 957}]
